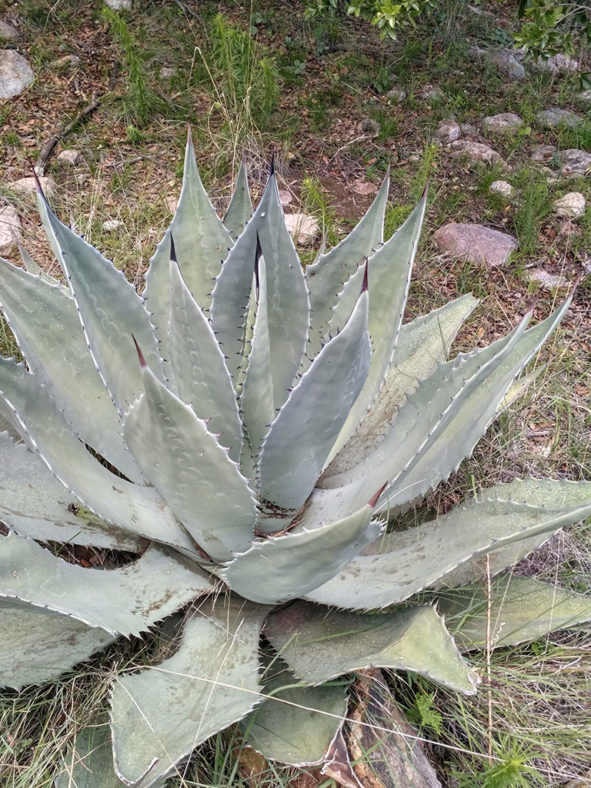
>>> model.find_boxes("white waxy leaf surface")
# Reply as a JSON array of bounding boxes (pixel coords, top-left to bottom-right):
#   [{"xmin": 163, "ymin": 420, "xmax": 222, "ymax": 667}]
[
  {"xmin": 223, "ymin": 501, "xmax": 382, "ymax": 604},
  {"xmin": 124, "ymin": 363, "xmax": 256, "ymax": 562},
  {"xmin": 0, "ymin": 533, "xmax": 212, "ymax": 636},
  {"xmin": 305, "ymin": 172, "xmax": 389, "ymax": 363},
  {"xmin": 143, "ymin": 135, "xmax": 232, "ymax": 373},
  {"xmin": 111, "ymin": 599, "xmax": 265, "ymax": 787},
  {"xmin": 168, "ymin": 259, "xmax": 242, "ymax": 461},
  {"xmin": 244, "ymin": 666, "xmax": 348, "ymax": 767},
  {"xmin": 0, "ymin": 361, "xmax": 197, "ymax": 554},
  {"xmin": 257, "ymin": 290, "xmax": 370, "ymax": 531},
  {"xmin": 304, "ymin": 478, "xmax": 591, "ymax": 610},
  {"xmin": 38, "ymin": 194, "xmax": 163, "ymax": 414},
  {"xmin": 266, "ymin": 601, "xmax": 478, "ymax": 694},
  {"xmin": 325, "ymin": 194, "xmax": 427, "ymax": 465},
  {"xmin": 0, "ymin": 599, "xmax": 114, "ymax": 690},
  {"xmin": 223, "ymin": 160, "xmax": 253, "ymax": 239},
  {"xmin": 439, "ymin": 575, "xmax": 591, "ymax": 651},
  {"xmin": 324, "ymin": 294, "xmax": 477, "ymax": 478},
  {"xmin": 0, "ymin": 432, "xmax": 141, "ymax": 551},
  {"xmin": 0, "ymin": 257, "xmax": 144, "ymax": 481}
]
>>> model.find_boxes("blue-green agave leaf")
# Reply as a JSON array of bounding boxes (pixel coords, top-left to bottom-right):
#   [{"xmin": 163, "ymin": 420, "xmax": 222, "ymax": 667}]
[
  {"xmin": 257, "ymin": 288, "xmax": 370, "ymax": 532},
  {"xmin": 265, "ymin": 601, "xmax": 478, "ymax": 694},
  {"xmin": 304, "ymin": 478, "xmax": 591, "ymax": 610},
  {"xmin": 168, "ymin": 257, "xmax": 242, "ymax": 461},
  {"xmin": 110, "ymin": 598, "xmax": 266, "ymax": 787},
  {"xmin": 0, "ymin": 533, "xmax": 212, "ymax": 636},
  {"xmin": 223, "ymin": 160, "xmax": 253, "ymax": 239},
  {"xmin": 124, "ymin": 360, "xmax": 256, "ymax": 562}
]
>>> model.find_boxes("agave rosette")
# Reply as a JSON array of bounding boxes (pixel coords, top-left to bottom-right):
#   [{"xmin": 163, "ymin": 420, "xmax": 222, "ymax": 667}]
[{"xmin": 1, "ymin": 136, "xmax": 590, "ymax": 786}]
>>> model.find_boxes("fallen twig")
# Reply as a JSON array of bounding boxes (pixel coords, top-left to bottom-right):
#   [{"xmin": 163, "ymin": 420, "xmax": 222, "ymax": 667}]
[{"xmin": 36, "ymin": 93, "xmax": 101, "ymax": 175}]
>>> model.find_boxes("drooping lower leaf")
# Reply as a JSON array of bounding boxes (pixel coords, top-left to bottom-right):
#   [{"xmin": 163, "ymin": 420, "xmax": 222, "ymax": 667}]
[
  {"xmin": 265, "ymin": 601, "xmax": 478, "ymax": 694},
  {"xmin": 0, "ymin": 533, "xmax": 213, "ymax": 636},
  {"xmin": 243, "ymin": 664, "xmax": 348, "ymax": 767},
  {"xmin": 55, "ymin": 724, "xmax": 125, "ymax": 788},
  {"xmin": 110, "ymin": 598, "xmax": 266, "ymax": 787},
  {"xmin": 438, "ymin": 575, "xmax": 591, "ymax": 651},
  {"xmin": 0, "ymin": 599, "xmax": 113, "ymax": 690}
]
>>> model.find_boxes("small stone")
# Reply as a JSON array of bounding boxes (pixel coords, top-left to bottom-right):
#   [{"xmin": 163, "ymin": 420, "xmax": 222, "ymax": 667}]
[
  {"xmin": 468, "ymin": 47, "xmax": 526, "ymax": 80},
  {"xmin": 530, "ymin": 144, "xmax": 557, "ymax": 163},
  {"xmin": 386, "ymin": 87, "xmax": 406, "ymax": 104},
  {"xmin": 432, "ymin": 222, "xmax": 517, "ymax": 268},
  {"xmin": 435, "ymin": 119, "xmax": 461, "ymax": 143},
  {"xmin": 361, "ymin": 117, "xmax": 380, "ymax": 137},
  {"xmin": 459, "ymin": 123, "xmax": 478, "ymax": 137},
  {"xmin": 553, "ymin": 192, "xmax": 586, "ymax": 219},
  {"xmin": 421, "ymin": 84, "xmax": 444, "ymax": 102},
  {"xmin": 104, "ymin": 0, "xmax": 132, "ymax": 8},
  {"xmin": 51, "ymin": 54, "xmax": 80, "ymax": 69},
  {"xmin": 12, "ymin": 176, "xmax": 56, "ymax": 198},
  {"xmin": 0, "ymin": 204, "xmax": 21, "ymax": 255},
  {"xmin": 278, "ymin": 189, "xmax": 292, "ymax": 207},
  {"xmin": 533, "ymin": 53, "xmax": 579, "ymax": 74},
  {"xmin": 537, "ymin": 107, "xmax": 582, "ymax": 128},
  {"xmin": 578, "ymin": 89, "xmax": 591, "ymax": 103},
  {"xmin": 482, "ymin": 112, "xmax": 523, "ymax": 135},
  {"xmin": 528, "ymin": 269, "xmax": 568, "ymax": 290},
  {"xmin": 160, "ymin": 66, "xmax": 175, "ymax": 79},
  {"xmin": 57, "ymin": 149, "xmax": 82, "ymax": 166},
  {"xmin": 102, "ymin": 219, "xmax": 124, "ymax": 232},
  {"xmin": 489, "ymin": 180, "xmax": 514, "ymax": 197},
  {"xmin": 284, "ymin": 213, "xmax": 320, "ymax": 244},
  {"xmin": 559, "ymin": 149, "xmax": 591, "ymax": 176},
  {"xmin": 166, "ymin": 196, "xmax": 178, "ymax": 214},
  {"xmin": 448, "ymin": 139, "xmax": 503, "ymax": 166},
  {"xmin": 0, "ymin": 49, "xmax": 34, "ymax": 99},
  {"xmin": 0, "ymin": 20, "xmax": 19, "ymax": 41}
]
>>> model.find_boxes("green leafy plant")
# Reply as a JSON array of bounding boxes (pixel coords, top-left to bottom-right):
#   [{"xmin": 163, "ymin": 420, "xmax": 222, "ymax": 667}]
[
  {"xmin": 1, "ymin": 135, "xmax": 591, "ymax": 786},
  {"xmin": 515, "ymin": 0, "xmax": 591, "ymax": 59}
]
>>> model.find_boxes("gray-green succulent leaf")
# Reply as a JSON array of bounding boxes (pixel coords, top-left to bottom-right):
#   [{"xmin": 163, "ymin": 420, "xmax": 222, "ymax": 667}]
[{"xmin": 0, "ymin": 141, "xmax": 589, "ymax": 783}]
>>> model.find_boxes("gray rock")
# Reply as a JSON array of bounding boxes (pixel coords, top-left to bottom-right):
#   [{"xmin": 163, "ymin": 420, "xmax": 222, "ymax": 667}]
[
  {"xmin": 559, "ymin": 149, "xmax": 591, "ymax": 176},
  {"xmin": 102, "ymin": 219, "xmax": 124, "ymax": 232},
  {"xmin": 489, "ymin": 180, "xmax": 514, "ymax": 197},
  {"xmin": 537, "ymin": 107, "xmax": 582, "ymax": 128},
  {"xmin": 361, "ymin": 117, "xmax": 380, "ymax": 137},
  {"xmin": 460, "ymin": 123, "xmax": 478, "ymax": 137},
  {"xmin": 386, "ymin": 87, "xmax": 406, "ymax": 104},
  {"xmin": 160, "ymin": 66, "xmax": 175, "ymax": 79},
  {"xmin": 553, "ymin": 192, "xmax": 586, "ymax": 219},
  {"xmin": 104, "ymin": 0, "xmax": 132, "ymax": 8},
  {"xmin": 579, "ymin": 89, "xmax": 591, "ymax": 103},
  {"xmin": 421, "ymin": 84, "xmax": 444, "ymax": 102},
  {"xmin": 0, "ymin": 205, "xmax": 21, "ymax": 255},
  {"xmin": 432, "ymin": 222, "xmax": 517, "ymax": 268},
  {"xmin": 435, "ymin": 119, "xmax": 461, "ymax": 143},
  {"xmin": 533, "ymin": 53, "xmax": 579, "ymax": 74},
  {"xmin": 530, "ymin": 144, "xmax": 557, "ymax": 163},
  {"xmin": 482, "ymin": 112, "xmax": 523, "ymax": 135},
  {"xmin": 0, "ymin": 49, "xmax": 34, "ymax": 99},
  {"xmin": 468, "ymin": 46, "xmax": 526, "ymax": 80},
  {"xmin": 51, "ymin": 54, "xmax": 81, "ymax": 69},
  {"xmin": 12, "ymin": 176, "xmax": 56, "ymax": 198},
  {"xmin": 0, "ymin": 20, "xmax": 19, "ymax": 41},
  {"xmin": 448, "ymin": 139, "xmax": 503, "ymax": 165},
  {"xmin": 57, "ymin": 149, "xmax": 82, "ymax": 166},
  {"xmin": 284, "ymin": 213, "xmax": 320, "ymax": 244},
  {"xmin": 528, "ymin": 269, "xmax": 567, "ymax": 290}
]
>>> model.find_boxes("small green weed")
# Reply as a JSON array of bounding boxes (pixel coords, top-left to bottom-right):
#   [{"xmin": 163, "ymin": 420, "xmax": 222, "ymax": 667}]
[
  {"xmin": 511, "ymin": 170, "xmax": 552, "ymax": 257},
  {"xmin": 301, "ymin": 176, "xmax": 338, "ymax": 249}
]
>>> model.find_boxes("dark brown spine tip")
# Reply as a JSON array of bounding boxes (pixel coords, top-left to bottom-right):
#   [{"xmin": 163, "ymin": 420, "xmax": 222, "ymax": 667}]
[
  {"xmin": 186, "ymin": 123, "xmax": 192, "ymax": 142},
  {"xmin": 269, "ymin": 152, "xmax": 275, "ymax": 176},
  {"xmin": 420, "ymin": 180, "xmax": 429, "ymax": 200},
  {"xmin": 368, "ymin": 482, "xmax": 388, "ymax": 508},
  {"xmin": 361, "ymin": 259, "xmax": 369, "ymax": 294},
  {"xmin": 28, "ymin": 162, "xmax": 46, "ymax": 199},
  {"xmin": 132, "ymin": 335, "xmax": 147, "ymax": 368},
  {"xmin": 254, "ymin": 232, "xmax": 262, "ymax": 293},
  {"xmin": 169, "ymin": 234, "xmax": 178, "ymax": 263}
]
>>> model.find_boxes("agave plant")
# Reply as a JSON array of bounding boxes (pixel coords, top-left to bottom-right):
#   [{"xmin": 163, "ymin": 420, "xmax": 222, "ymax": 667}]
[{"xmin": 1, "ymin": 135, "xmax": 590, "ymax": 787}]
